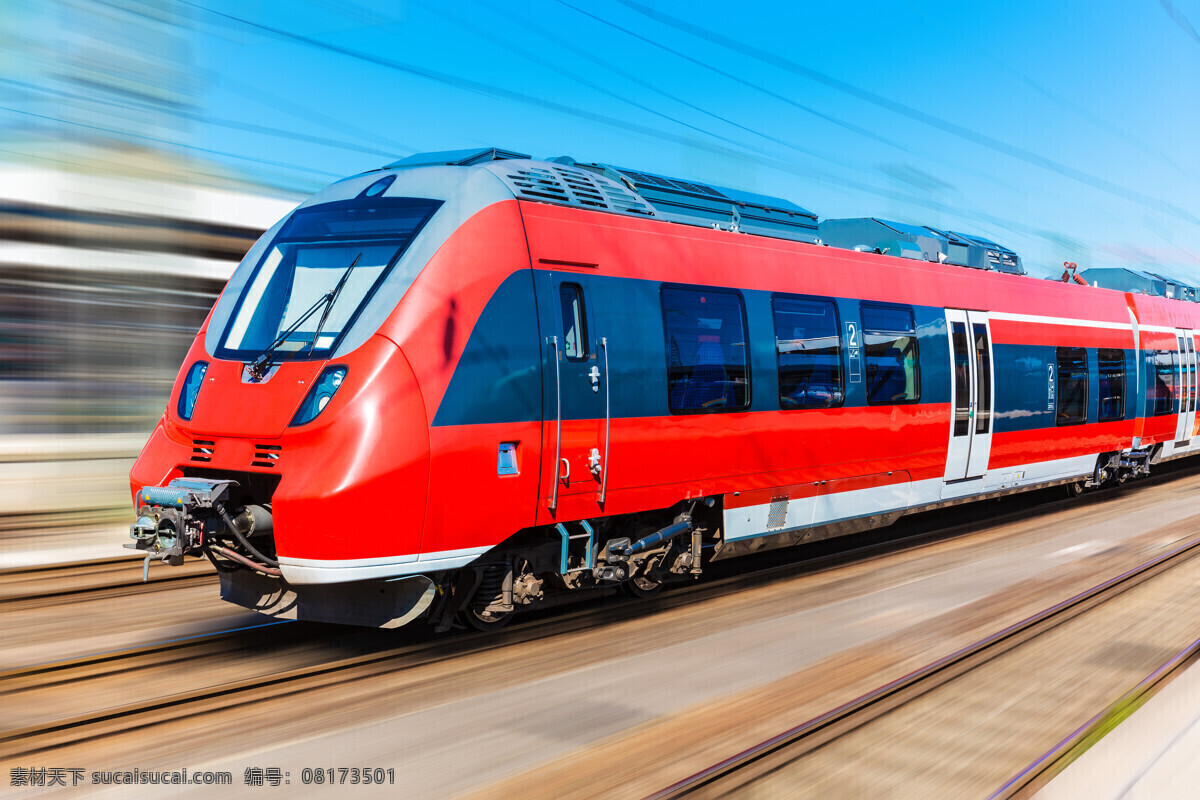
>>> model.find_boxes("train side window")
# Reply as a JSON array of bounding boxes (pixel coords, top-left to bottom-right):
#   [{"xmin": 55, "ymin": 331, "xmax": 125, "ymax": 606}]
[
  {"xmin": 1055, "ymin": 347, "xmax": 1088, "ymax": 425},
  {"xmin": 1152, "ymin": 350, "xmax": 1176, "ymax": 416},
  {"xmin": 559, "ymin": 284, "xmax": 588, "ymax": 361},
  {"xmin": 1097, "ymin": 348, "xmax": 1125, "ymax": 422},
  {"xmin": 861, "ymin": 304, "xmax": 919, "ymax": 405},
  {"xmin": 661, "ymin": 286, "xmax": 750, "ymax": 413},
  {"xmin": 772, "ymin": 296, "xmax": 843, "ymax": 409}
]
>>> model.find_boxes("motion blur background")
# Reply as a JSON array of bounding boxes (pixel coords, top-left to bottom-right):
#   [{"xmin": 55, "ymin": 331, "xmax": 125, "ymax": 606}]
[{"xmin": 1, "ymin": 0, "xmax": 1198, "ymax": 531}]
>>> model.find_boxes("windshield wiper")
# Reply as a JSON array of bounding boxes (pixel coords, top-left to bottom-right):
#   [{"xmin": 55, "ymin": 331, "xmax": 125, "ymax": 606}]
[
  {"xmin": 247, "ymin": 252, "xmax": 362, "ymax": 381},
  {"xmin": 307, "ymin": 252, "xmax": 362, "ymax": 356}
]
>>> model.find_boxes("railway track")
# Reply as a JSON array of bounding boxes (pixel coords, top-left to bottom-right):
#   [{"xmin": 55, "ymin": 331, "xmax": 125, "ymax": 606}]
[
  {"xmin": 0, "ymin": 478, "xmax": 1114, "ymax": 758},
  {"xmin": 0, "ymin": 556, "xmax": 213, "ymax": 609},
  {"xmin": 6, "ymin": 463, "xmax": 1200, "ymax": 767},
  {"xmin": 651, "ymin": 523, "xmax": 1200, "ymax": 798}
]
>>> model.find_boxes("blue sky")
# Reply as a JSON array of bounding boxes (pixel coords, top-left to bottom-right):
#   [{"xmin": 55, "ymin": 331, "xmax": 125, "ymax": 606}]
[{"xmin": 7, "ymin": 0, "xmax": 1200, "ymax": 282}]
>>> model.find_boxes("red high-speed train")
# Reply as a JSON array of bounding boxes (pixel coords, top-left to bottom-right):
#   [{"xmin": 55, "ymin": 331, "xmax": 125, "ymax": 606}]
[{"xmin": 128, "ymin": 147, "xmax": 1200, "ymax": 630}]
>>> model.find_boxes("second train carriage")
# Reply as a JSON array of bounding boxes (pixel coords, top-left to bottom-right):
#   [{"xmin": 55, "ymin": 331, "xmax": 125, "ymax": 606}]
[{"xmin": 127, "ymin": 147, "xmax": 1200, "ymax": 629}]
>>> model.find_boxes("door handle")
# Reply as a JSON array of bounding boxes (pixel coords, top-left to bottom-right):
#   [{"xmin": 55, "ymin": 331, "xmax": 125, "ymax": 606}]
[{"xmin": 559, "ymin": 457, "xmax": 570, "ymax": 485}]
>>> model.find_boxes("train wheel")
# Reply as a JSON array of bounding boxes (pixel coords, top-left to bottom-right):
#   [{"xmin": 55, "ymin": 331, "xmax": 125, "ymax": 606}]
[
  {"xmin": 459, "ymin": 607, "xmax": 514, "ymax": 632},
  {"xmin": 1067, "ymin": 482, "xmax": 1085, "ymax": 497},
  {"xmin": 624, "ymin": 572, "xmax": 663, "ymax": 599}
]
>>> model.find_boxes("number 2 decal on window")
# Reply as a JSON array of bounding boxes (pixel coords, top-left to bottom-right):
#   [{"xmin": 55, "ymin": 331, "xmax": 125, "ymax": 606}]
[{"xmin": 846, "ymin": 321, "xmax": 862, "ymax": 383}]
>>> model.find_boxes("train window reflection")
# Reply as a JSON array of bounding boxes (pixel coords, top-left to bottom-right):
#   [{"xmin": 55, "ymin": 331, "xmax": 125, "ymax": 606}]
[
  {"xmin": 218, "ymin": 198, "xmax": 441, "ymax": 360},
  {"xmin": 559, "ymin": 284, "xmax": 588, "ymax": 361},
  {"xmin": 772, "ymin": 295, "xmax": 842, "ymax": 409},
  {"xmin": 1056, "ymin": 347, "xmax": 1088, "ymax": 425},
  {"xmin": 1151, "ymin": 350, "xmax": 1176, "ymax": 416},
  {"xmin": 1097, "ymin": 348, "xmax": 1125, "ymax": 422},
  {"xmin": 861, "ymin": 304, "xmax": 919, "ymax": 405},
  {"xmin": 951, "ymin": 322, "xmax": 970, "ymax": 435},
  {"xmin": 661, "ymin": 286, "xmax": 750, "ymax": 413}
]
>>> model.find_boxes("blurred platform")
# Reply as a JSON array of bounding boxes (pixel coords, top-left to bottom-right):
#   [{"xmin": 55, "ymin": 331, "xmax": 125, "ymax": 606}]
[
  {"xmin": 1040, "ymin": 655, "xmax": 1200, "ymax": 799},
  {"xmin": 0, "ymin": 434, "xmax": 139, "ymax": 565},
  {"xmin": 0, "ymin": 434, "xmax": 140, "ymax": 518},
  {"xmin": 0, "ymin": 522, "xmax": 134, "ymax": 568}
]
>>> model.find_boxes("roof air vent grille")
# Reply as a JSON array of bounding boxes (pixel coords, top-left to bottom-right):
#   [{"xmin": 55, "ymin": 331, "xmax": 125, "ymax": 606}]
[{"xmin": 496, "ymin": 162, "xmax": 655, "ymax": 218}]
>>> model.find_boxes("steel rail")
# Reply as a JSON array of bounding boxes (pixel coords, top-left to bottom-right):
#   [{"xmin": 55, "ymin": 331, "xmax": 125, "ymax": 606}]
[
  {"xmin": 0, "ymin": 620, "xmax": 299, "ymax": 691},
  {"xmin": 648, "ymin": 529, "xmax": 1200, "ymax": 799},
  {"xmin": 9, "ymin": 463, "xmax": 1200, "ymax": 761},
  {"xmin": 1, "ymin": 496, "xmax": 1075, "ymax": 758},
  {"xmin": 0, "ymin": 561, "xmax": 212, "ymax": 607},
  {"xmin": 3, "ymin": 492, "xmax": 1034, "ymax": 692}
]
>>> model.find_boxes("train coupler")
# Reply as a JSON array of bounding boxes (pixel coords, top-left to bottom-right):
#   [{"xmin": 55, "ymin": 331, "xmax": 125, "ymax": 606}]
[{"xmin": 126, "ymin": 478, "xmax": 237, "ymax": 580}]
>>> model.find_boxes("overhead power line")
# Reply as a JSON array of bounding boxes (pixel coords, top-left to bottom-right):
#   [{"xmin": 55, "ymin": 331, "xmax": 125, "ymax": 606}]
[
  {"xmin": 177, "ymin": 0, "xmax": 852, "ymax": 173},
  {"xmin": 606, "ymin": 0, "xmax": 1200, "ymax": 228}
]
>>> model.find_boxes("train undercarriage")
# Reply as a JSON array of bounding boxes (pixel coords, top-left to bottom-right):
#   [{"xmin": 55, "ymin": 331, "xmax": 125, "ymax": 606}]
[
  {"xmin": 128, "ymin": 471, "xmax": 725, "ymax": 630},
  {"xmin": 129, "ymin": 447, "xmax": 1163, "ymax": 631}
]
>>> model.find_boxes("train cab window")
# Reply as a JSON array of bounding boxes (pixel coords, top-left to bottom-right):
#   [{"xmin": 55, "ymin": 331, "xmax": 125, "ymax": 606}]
[
  {"xmin": 772, "ymin": 296, "xmax": 843, "ymax": 409},
  {"xmin": 1055, "ymin": 347, "xmax": 1088, "ymax": 425},
  {"xmin": 661, "ymin": 287, "xmax": 750, "ymax": 413},
  {"xmin": 559, "ymin": 284, "xmax": 588, "ymax": 361},
  {"xmin": 218, "ymin": 197, "xmax": 442, "ymax": 361},
  {"xmin": 1097, "ymin": 349, "xmax": 1126, "ymax": 422},
  {"xmin": 861, "ymin": 305, "xmax": 919, "ymax": 405},
  {"xmin": 1152, "ymin": 350, "xmax": 1176, "ymax": 416}
]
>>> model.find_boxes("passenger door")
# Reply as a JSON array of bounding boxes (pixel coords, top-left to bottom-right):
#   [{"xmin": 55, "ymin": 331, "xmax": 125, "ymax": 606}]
[
  {"xmin": 1175, "ymin": 329, "xmax": 1196, "ymax": 444},
  {"xmin": 536, "ymin": 272, "xmax": 609, "ymax": 517},
  {"xmin": 944, "ymin": 309, "xmax": 995, "ymax": 482}
]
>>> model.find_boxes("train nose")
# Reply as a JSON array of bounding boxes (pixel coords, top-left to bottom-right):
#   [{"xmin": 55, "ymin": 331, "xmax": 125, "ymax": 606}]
[
  {"xmin": 267, "ymin": 334, "xmax": 431, "ymax": 574},
  {"xmin": 182, "ymin": 359, "xmax": 329, "ymax": 438}
]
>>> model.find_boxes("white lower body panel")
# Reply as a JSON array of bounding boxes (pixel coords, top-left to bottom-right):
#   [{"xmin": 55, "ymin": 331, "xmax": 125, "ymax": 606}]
[
  {"xmin": 724, "ymin": 454, "xmax": 1098, "ymax": 544},
  {"xmin": 279, "ymin": 545, "xmax": 491, "ymax": 585}
]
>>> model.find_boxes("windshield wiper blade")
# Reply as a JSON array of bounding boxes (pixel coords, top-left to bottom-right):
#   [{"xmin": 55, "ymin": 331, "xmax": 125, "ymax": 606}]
[
  {"xmin": 246, "ymin": 252, "xmax": 362, "ymax": 381},
  {"xmin": 307, "ymin": 252, "xmax": 361, "ymax": 357}
]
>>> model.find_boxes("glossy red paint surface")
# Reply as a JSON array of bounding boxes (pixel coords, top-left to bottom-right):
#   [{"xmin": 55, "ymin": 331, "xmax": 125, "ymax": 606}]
[
  {"xmin": 378, "ymin": 201, "xmax": 533, "ymax": 420},
  {"xmin": 988, "ymin": 320, "xmax": 1134, "ymax": 350},
  {"xmin": 989, "ymin": 420, "xmax": 1135, "ymax": 470},
  {"xmin": 421, "ymin": 421, "xmax": 543, "ymax": 556},
  {"xmin": 518, "ymin": 202, "xmax": 1137, "ymax": 327},
  {"xmin": 534, "ymin": 404, "xmax": 948, "ymax": 526}
]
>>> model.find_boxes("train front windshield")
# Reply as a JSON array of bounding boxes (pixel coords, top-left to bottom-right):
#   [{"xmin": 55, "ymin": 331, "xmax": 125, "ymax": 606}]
[{"xmin": 216, "ymin": 197, "xmax": 442, "ymax": 361}]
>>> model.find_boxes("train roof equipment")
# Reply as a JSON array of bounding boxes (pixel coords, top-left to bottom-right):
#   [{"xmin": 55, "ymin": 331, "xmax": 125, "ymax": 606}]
[
  {"xmin": 818, "ymin": 217, "xmax": 1025, "ymax": 275},
  {"xmin": 376, "ymin": 146, "xmax": 1154, "ymax": 286},
  {"xmin": 818, "ymin": 217, "xmax": 945, "ymax": 262},
  {"xmin": 385, "ymin": 147, "xmax": 534, "ymax": 168},
  {"xmin": 570, "ymin": 161, "xmax": 820, "ymax": 244},
  {"xmin": 1078, "ymin": 267, "xmax": 1198, "ymax": 301},
  {"xmin": 382, "ymin": 147, "xmax": 820, "ymax": 243}
]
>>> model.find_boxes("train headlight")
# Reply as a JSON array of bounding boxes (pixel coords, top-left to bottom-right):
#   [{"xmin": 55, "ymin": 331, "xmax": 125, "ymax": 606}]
[
  {"xmin": 177, "ymin": 361, "xmax": 208, "ymax": 421},
  {"xmin": 290, "ymin": 366, "xmax": 347, "ymax": 426}
]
